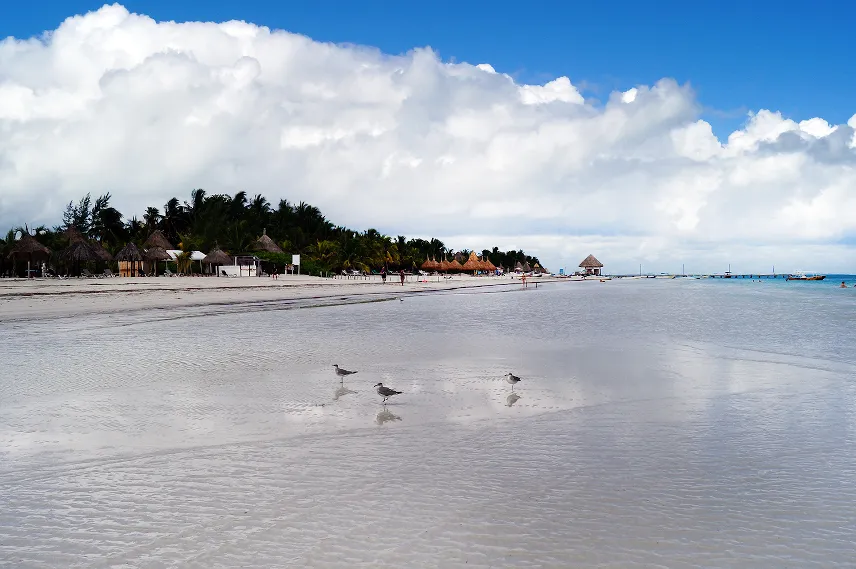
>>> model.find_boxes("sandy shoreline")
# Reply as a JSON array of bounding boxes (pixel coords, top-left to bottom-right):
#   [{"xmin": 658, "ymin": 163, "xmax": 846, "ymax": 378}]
[{"xmin": 0, "ymin": 274, "xmax": 572, "ymax": 321}]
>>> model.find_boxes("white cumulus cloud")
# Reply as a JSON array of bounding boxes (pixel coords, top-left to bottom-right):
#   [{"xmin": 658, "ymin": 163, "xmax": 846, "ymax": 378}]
[{"xmin": 1, "ymin": 3, "xmax": 855, "ymax": 273}]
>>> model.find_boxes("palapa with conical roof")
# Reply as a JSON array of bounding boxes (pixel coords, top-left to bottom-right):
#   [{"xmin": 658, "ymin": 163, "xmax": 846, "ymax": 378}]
[
  {"xmin": 579, "ymin": 253, "xmax": 603, "ymax": 276},
  {"xmin": 61, "ymin": 240, "xmax": 100, "ymax": 263},
  {"xmin": 420, "ymin": 255, "xmax": 439, "ymax": 272},
  {"xmin": 116, "ymin": 242, "xmax": 143, "ymax": 277},
  {"xmin": 63, "ymin": 226, "xmax": 86, "ymax": 244},
  {"xmin": 438, "ymin": 256, "xmax": 451, "ymax": 272},
  {"xmin": 522, "ymin": 261, "xmax": 532, "ymax": 272},
  {"xmin": 514, "ymin": 261, "xmax": 524, "ymax": 272},
  {"xmin": 90, "ymin": 241, "xmax": 114, "ymax": 262},
  {"xmin": 462, "ymin": 251, "xmax": 481, "ymax": 273},
  {"xmin": 143, "ymin": 246, "xmax": 170, "ymax": 262},
  {"xmin": 7, "ymin": 232, "xmax": 51, "ymax": 260},
  {"xmin": 448, "ymin": 258, "xmax": 463, "ymax": 272},
  {"xmin": 143, "ymin": 229, "xmax": 175, "ymax": 251},
  {"xmin": 484, "ymin": 257, "xmax": 497, "ymax": 272},
  {"xmin": 203, "ymin": 248, "xmax": 232, "ymax": 266},
  {"xmin": 579, "ymin": 254, "xmax": 603, "ymax": 269},
  {"xmin": 251, "ymin": 228, "xmax": 283, "ymax": 254}
]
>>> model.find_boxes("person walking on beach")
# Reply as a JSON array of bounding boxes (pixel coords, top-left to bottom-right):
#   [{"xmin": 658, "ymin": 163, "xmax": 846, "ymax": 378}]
[
  {"xmin": 381, "ymin": 267, "xmax": 387, "ymax": 284},
  {"xmin": 399, "ymin": 269, "xmax": 405, "ymax": 286},
  {"xmin": 521, "ymin": 273, "xmax": 528, "ymax": 288}
]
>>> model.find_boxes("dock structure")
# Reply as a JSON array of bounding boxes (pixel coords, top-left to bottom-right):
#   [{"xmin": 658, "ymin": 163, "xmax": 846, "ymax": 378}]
[{"xmin": 613, "ymin": 274, "xmax": 793, "ymax": 279}]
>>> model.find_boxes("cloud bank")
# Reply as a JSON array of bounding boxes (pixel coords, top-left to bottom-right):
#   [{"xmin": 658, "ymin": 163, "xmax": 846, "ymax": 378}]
[{"xmin": 1, "ymin": 4, "xmax": 855, "ymax": 273}]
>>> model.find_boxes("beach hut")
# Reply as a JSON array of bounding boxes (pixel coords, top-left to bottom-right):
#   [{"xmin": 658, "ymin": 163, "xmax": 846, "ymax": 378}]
[
  {"xmin": 7, "ymin": 232, "xmax": 51, "ymax": 278},
  {"xmin": 143, "ymin": 246, "xmax": 170, "ymax": 276},
  {"xmin": 484, "ymin": 257, "xmax": 497, "ymax": 273},
  {"xmin": 251, "ymin": 228, "xmax": 283, "ymax": 254},
  {"xmin": 116, "ymin": 243, "xmax": 144, "ymax": 276},
  {"xmin": 462, "ymin": 252, "xmax": 481, "ymax": 274},
  {"xmin": 514, "ymin": 261, "xmax": 524, "ymax": 273},
  {"xmin": 579, "ymin": 254, "xmax": 604, "ymax": 276},
  {"xmin": 438, "ymin": 256, "xmax": 451, "ymax": 273},
  {"xmin": 448, "ymin": 258, "xmax": 463, "ymax": 273},
  {"xmin": 63, "ymin": 226, "xmax": 112, "ymax": 263},
  {"xmin": 202, "ymin": 248, "xmax": 232, "ymax": 276},
  {"xmin": 60, "ymin": 240, "xmax": 100, "ymax": 276},
  {"xmin": 522, "ymin": 261, "xmax": 532, "ymax": 273}
]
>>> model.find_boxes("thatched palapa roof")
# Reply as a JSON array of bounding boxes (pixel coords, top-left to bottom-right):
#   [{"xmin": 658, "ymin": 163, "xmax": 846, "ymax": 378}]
[
  {"xmin": 438, "ymin": 256, "xmax": 451, "ymax": 272},
  {"xmin": 90, "ymin": 241, "xmax": 114, "ymax": 262},
  {"xmin": 61, "ymin": 240, "xmax": 100, "ymax": 263},
  {"xmin": 579, "ymin": 254, "xmax": 603, "ymax": 268},
  {"xmin": 143, "ymin": 230, "xmax": 175, "ymax": 251},
  {"xmin": 514, "ymin": 261, "xmax": 524, "ymax": 271},
  {"xmin": 420, "ymin": 255, "xmax": 440, "ymax": 271},
  {"xmin": 8, "ymin": 233, "xmax": 51, "ymax": 259},
  {"xmin": 203, "ymin": 248, "xmax": 232, "ymax": 265},
  {"xmin": 522, "ymin": 262, "xmax": 532, "ymax": 272},
  {"xmin": 252, "ymin": 228, "xmax": 283, "ymax": 254},
  {"xmin": 63, "ymin": 226, "xmax": 112, "ymax": 260},
  {"xmin": 448, "ymin": 258, "xmax": 463, "ymax": 272},
  {"xmin": 462, "ymin": 252, "xmax": 481, "ymax": 272},
  {"xmin": 115, "ymin": 242, "xmax": 143, "ymax": 262},
  {"xmin": 143, "ymin": 246, "xmax": 171, "ymax": 261},
  {"xmin": 484, "ymin": 257, "xmax": 497, "ymax": 271}
]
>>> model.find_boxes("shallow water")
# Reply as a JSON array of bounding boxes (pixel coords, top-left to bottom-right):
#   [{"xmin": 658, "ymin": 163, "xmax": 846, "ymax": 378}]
[{"xmin": 1, "ymin": 280, "xmax": 855, "ymax": 567}]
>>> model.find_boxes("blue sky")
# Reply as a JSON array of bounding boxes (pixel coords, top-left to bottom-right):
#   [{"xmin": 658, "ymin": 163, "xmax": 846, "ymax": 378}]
[{"xmin": 2, "ymin": 0, "xmax": 855, "ymax": 138}]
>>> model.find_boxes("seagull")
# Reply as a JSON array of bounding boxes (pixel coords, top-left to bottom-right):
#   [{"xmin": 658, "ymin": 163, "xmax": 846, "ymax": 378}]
[
  {"xmin": 333, "ymin": 365, "xmax": 358, "ymax": 379},
  {"xmin": 374, "ymin": 383, "xmax": 403, "ymax": 403},
  {"xmin": 505, "ymin": 372, "xmax": 521, "ymax": 390}
]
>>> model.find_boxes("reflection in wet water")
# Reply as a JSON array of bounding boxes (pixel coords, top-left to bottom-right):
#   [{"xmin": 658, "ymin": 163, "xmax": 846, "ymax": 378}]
[
  {"xmin": 506, "ymin": 392, "xmax": 522, "ymax": 407},
  {"xmin": 2, "ymin": 281, "xmax": 856, "ymax": 566},
  {"xmin": 375, "ymin": 407, "xmax": 402, "ymax": 425}
]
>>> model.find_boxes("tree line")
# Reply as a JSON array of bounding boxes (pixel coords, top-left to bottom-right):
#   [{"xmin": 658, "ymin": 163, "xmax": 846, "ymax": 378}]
[{"xmin": 1, "ymin": 190, "xmax": 541, "ymax": 276}]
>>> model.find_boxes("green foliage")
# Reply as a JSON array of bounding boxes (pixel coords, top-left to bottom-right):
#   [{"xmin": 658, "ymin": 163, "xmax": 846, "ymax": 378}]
[{"xmin": 6, "ymin": 189, "xmax": 540, "ymax": 275}]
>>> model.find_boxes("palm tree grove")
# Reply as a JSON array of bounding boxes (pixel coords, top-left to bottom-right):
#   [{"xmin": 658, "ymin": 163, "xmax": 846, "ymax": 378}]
[{"xmin": 1, "ymin": 190, "xmax": 542, "ymax": 277}]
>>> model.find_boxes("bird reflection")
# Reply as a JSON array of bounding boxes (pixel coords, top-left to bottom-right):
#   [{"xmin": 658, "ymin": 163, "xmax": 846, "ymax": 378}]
[
  {"xmin": 376, "ymin": 407, "xmax": 402, "ymax": 425},
  {"xmin": 333, "ymin": 385, "xmax": 358, "ymax": 401},
  {"xmin": 506, "ymin": 393, "xmax": 522, "ymax": 407}
]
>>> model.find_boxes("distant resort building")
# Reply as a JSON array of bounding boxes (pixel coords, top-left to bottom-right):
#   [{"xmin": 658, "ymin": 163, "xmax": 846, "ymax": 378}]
[{"xmin": 579, "ymin": 254, "xmax": 604, "ymax": 276}]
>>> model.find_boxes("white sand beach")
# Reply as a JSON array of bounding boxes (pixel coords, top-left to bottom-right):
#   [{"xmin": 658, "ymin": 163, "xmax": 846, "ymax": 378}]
[{"xmin": 0, "ymin": 273, "xmax": 571, "ymax": 322}]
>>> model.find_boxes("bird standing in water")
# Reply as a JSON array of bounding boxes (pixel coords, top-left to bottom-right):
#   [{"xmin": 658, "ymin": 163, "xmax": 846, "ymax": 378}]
[
  {"xmin": 333, "ymin": 365, "xmax": 358, "ymax": 380},
  {"xmin": 374, "ymin": 382, "xmax": 403, "ymax": 403},
  {"xmin": 505, "ymin": 372, "xmax": 521, "ymax": 390}
]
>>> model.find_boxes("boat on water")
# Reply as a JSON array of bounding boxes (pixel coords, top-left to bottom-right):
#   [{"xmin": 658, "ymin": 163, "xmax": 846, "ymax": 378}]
[{"xmin": 786, "ymin": 271, "xmax": 826, "ymax": 281}]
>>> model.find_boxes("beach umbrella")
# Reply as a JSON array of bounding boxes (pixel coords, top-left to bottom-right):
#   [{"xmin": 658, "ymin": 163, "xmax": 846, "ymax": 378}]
[
  {"xmin": 115, "ymin": 242, "xmax": 144, "ymax": 277},
  {"xmin": 7, "ymin": 232, "xmax": 51, "ymax": 278},
  {"xmin": 61, "ymin": 240, "xmax": 100, "ymax": 276},
  {"xmin": 251, "ymin": 228, "xmax": 284, "ymax": 254},
  {"xmin": 202, "ymin": 248, "xmax": 232, "ymax": 276},
  {"xmin": 462, "ymin": 252, "xmax": 480, "ymax": 274},
  {"xmin": 90, "ymin": 241, "xmax": 113, "ymax": 262}
]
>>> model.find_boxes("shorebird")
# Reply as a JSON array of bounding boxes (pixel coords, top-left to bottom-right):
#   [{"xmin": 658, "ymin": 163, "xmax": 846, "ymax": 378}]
[
  {"xmin": 333, "ymin": 365, "xmax": 358, "ymax": 379},
  {"xmin": 374, "ymin": 383, "xmax": 403, "ymax": 403},
  {"xmin": 505, "ymin": 372, "xmax": 521, "ymax": 390}
]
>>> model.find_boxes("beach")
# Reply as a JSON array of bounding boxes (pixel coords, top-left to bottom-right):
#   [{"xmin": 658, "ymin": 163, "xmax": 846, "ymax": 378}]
[
  {"xmin": 0, "ymin": 274, "xmax": 567, "ymax": 323},
  {"xmin": 1, "ymin": 278, "xmax": 855, "ymax": 567}
]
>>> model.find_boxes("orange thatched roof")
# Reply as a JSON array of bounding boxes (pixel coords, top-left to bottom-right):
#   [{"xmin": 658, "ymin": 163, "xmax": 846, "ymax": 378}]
[
  {"xmin": 420, "ymin": 256, "xmax": 440, "ymax": 271},
  {"xmin": 484, "ymin": 257, "xmax": 497, "ymax": 271},
  {"xmin": 252, "ymin": 229, "xmax": 283, "ymax": 253},
  {"xmin": 448, "ymin": 258, "xmax": 463, "ymax": 272},
  {"xmin": 462, "ymin": 251, "xmax": 480, "ymax": 272}
]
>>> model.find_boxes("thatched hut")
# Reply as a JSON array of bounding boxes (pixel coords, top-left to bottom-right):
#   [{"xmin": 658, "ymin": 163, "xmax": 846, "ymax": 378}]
[
  {"xmin": 448, "ymin": 258, "xmax": 463, "ymax": 273},
  {"xmin": 63, "ymin": 226, "xmax": 112, "ymax": 263},
  {"xmin": 144, "ymin": 246, "xmax": 171, "ymax": 276},
  {"xmin": 579, "ymin": 254, "xmax": 604, "ymax": 276},
  {"xmin": 7, "ymin": 232, "xmax": 51, "ymax": 277},
  {"xmin": 116, "ymin": 243, "xmax": 144, "ymax": 277},
  {"xmin": 420, "ymin": 255, "xmax": 436, "ymax": 272},
  {"xmin": 203, "ymin": 248, "xmax": 232, "ymax": 276},
  {"xmin": 90, "ymin": 241, "xmax": 113, "ymax": 262},
  {"xmin": 514, "ymin": 261, "xmax": 524, "ymax": 272},
  {"xmin": 484, "ymin": 257, "xmax": 497, "ymax": 272},
  {"xmin": 522, "ymin": 261, "xmax": 532, "ymax": 273},
  {"xmin": 143, "ymin": 230, "xmax": 175, "ymax": 251},
  {"xmin": 437, "ymin": 256, "xmax": 451, "ymax": 272},
  {"xmin": 462, "ymin": 252, "xmax": 481, "ymax": 274},
  {"xmin": 252, "ymin": 228, "xmax": 283, "ymax": 254}
]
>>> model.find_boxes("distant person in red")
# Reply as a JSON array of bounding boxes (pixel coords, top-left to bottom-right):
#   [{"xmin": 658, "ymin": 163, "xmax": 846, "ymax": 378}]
[{"xmin": 399, "ymin": 269, "xmax": 405, "ymax": 285}]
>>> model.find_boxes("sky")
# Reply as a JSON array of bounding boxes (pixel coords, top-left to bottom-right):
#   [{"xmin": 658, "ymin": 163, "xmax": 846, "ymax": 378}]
[{"xmin": 0, "ymin": 1, "xmax": 855, "ymax": 273}]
